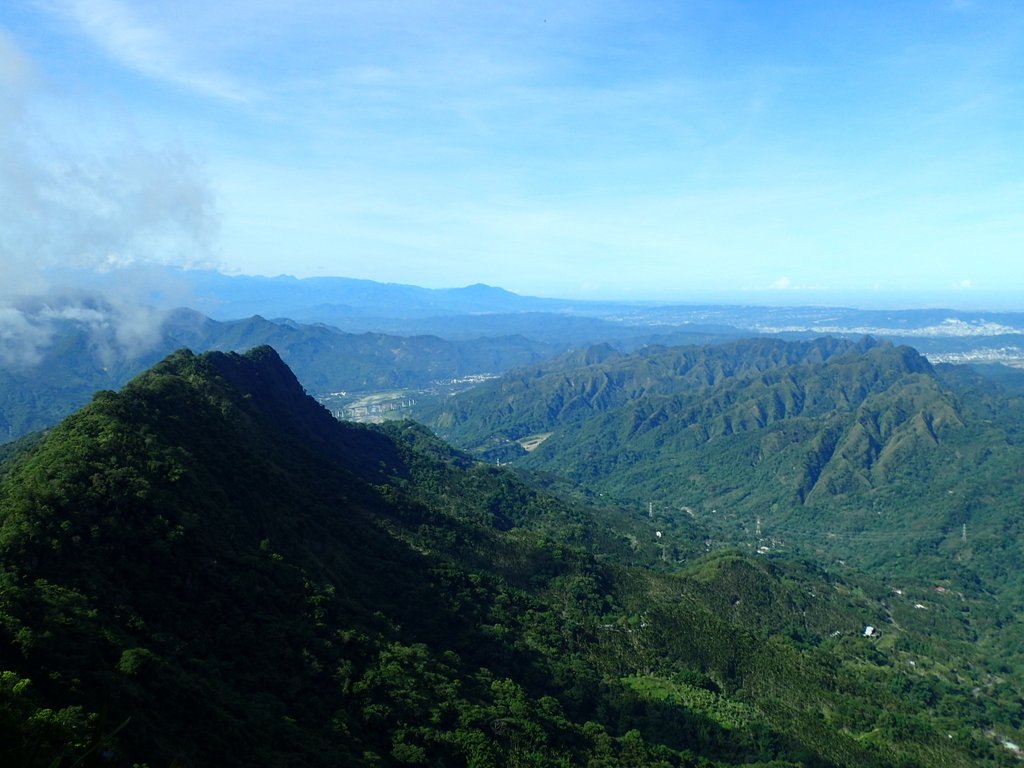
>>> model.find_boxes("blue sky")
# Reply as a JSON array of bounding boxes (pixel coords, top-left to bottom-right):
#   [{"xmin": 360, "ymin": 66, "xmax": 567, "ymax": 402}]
[{"xmin": 1, "ymin": 0, "xmax": 1022, "ymax": 306}]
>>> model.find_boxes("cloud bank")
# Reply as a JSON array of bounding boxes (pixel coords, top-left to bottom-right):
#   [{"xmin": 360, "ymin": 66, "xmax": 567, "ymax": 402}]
[{"xmin": 0, "ymin": 29, "xmax": 219, "ymax": 366}]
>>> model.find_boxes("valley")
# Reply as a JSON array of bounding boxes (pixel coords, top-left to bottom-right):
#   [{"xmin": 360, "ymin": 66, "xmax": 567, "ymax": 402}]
[{"xmin": 318, "ymin": 374, "xmax": 500, "ymax": 424}]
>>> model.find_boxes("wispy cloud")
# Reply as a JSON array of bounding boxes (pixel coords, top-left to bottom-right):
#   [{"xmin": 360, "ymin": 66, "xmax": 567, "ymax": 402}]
[
  {"xmin": 10, "ymin": 1, "xmax": 1024, "ymax": 304},
  {"xmin": 0, "ymin": 27, "xmax": 33, "ymax": 91},
  {"xmin": 0, "ymin": 125, "xmax": 220, "ymax": 289},
  {"xmin": 43, "ymin": 0, "xmax": 255, "ymax": 101},
  {"xmin": 0, "ymin": 293, "xmax": 171, "ymax": 368},
  {"xmin": 1, "ymin": 30, "xmax": 219, "ymax": 284}
]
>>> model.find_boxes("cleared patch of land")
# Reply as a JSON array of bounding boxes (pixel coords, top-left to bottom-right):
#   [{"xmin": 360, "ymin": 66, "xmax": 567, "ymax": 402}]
[{"xmin": 518, "ymin": 432, "xmax": 553, "ymax": 452}]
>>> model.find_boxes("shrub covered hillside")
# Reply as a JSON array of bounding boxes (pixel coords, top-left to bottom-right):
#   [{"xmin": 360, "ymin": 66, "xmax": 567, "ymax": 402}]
[{"xmin": 1, "ymin": 346, "xmax": 1020, "ymax": 766}]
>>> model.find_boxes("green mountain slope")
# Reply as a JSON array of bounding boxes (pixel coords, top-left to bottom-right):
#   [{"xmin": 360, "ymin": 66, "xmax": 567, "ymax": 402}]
[
  {"xmin": 421, "ymin": 337, "xmax": 1024, "ymax": 593},
  {"xmin": 1, "ymin": 347, "xmax": 1019, "ymax": 766},
  {"xmin": 422, "ymin": 337, "xmax": 861, "ymax": 443}
]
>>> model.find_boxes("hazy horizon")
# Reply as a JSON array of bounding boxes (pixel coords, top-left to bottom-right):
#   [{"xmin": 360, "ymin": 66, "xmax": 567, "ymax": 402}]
[
  {"xmin": 211, "ymin": 268, "xmax": 1024, "ymax": 312},
  {"xmin": 2, "ymin": 2, "xmax": 1023, "ymax": 308},
  {"xmin": 65, "ymin": 264, "xmax": 1024, "ymax": 314}
]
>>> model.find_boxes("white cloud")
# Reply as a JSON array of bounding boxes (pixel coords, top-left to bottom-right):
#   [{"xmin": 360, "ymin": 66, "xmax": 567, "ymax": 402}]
[
  {"xmin": 0, "ymin": 32, "xmax": 220, "ymax": 289},
  {"xmin": 0, "ymin": 28, "xmax": 34, "ymax": 90},
  {"xmin": 0, "ymin": 133, "xmax": 220, "ymax": 288},
  {"xmin": 0, "ymin": 294, "xmax": 172, "ymax": 368},
  {"xmin": 0, "ymin": 305, "xmax": 52, "ymax": 367},
  {"xmin": 770, "ymin": 276, "xmax": 792, "ymax": 290},
  {"xmin": 0, "ymin": 33, "xmax": 219, "ymax": 365},
  {"xmin": 44, "ymin": 0, "xmax": 254, "ymax": 101}
]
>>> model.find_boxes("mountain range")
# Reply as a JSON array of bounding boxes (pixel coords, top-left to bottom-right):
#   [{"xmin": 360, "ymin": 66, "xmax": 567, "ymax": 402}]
[
  {"xmin": 3, "ymin": 345, "xmax": 1022, "ymax": 765},
  {"xmin": 0, "ymin": 305, "xmax": 573, "ymax": 442},
  {"xmin": 4, "ymin": 270, "xmax": 1024, "ymax": 443}
]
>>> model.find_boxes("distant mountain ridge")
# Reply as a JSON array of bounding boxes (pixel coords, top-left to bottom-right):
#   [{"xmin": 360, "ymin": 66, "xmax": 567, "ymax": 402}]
[
  {"xmin": 173, "ymin": 269, "xmax": 581, "ymax": 321},
  {"xmin": 422, "ymin": 336, "xmax": 891, "ymax": 443},
  {"xmin": 0, "ymin": 305, "xmax": 566, "ymax": 441}
]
